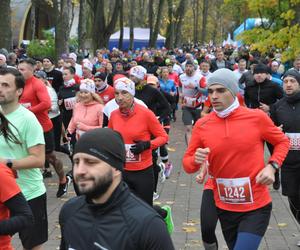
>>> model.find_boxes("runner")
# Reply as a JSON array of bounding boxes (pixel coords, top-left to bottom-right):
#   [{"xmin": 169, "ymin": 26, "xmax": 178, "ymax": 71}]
[{"xmin": 183, "ymin": 68, "xmax": 290, "ymax": 250}]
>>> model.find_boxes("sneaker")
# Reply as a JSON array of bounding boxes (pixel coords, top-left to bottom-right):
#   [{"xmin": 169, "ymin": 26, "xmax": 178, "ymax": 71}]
[
  {"xmin": 297, "ymin": 240, "xmax": 300, "ymax": 247},
  {"xmin": 158, "ymin": 162, "xmax": 166, "ymax": 183},
  {"xmin": 153, "ymin": 192, "xmax": 159, "ymax": 201},
  {"xmin": 161, "ymin": 205, "xmax": 174, "ymax": 234},
  {"xmin": 164, "ymin": 162, "xmax": 173, "ymax": 179},
  {"xmin": 273, "ymin": 170, "xmax": 280, "ymax": 190},
  {"xmin": 42, "ymin": 170, "xmax": 52, "ymax": 179},
  {"xmin": 56, "ymin": 176, "xmax": 71, "ymax": 198}
]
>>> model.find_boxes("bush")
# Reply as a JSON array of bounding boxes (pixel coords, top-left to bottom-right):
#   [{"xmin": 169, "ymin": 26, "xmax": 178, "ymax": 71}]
[{"xmin": 27, "ymin": 31, "xmax": 55, "ymax": 59}]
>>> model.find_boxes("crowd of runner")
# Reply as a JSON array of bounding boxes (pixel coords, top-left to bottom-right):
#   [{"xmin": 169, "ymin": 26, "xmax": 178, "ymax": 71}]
[{"xmin": 0, "ymin": 44, "xmax": 299, "ymax": 249}]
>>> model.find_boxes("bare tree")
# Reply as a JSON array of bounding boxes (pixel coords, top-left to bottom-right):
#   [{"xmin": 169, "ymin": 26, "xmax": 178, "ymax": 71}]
[
  {"xmin": 174, "ymin": 0, "xmax": 186, "ymax": 47},
  {"xmin": 148, "ymin": 0, "xmax": 154, "ymax": 47},
  {"xmin": 78, "ymin": 0, "xmax": 87, "ymax": 51},
  {"xmin": 0, "ymin": 0, "xmax": 12, "ymax": 50},
  {"xmin": 88, "ymin": 0, "xmax": 121, "ymax": 51},
  {"xmin": 200, "ymin": 0, "xmax": 209, "ymax": 44},
  {"xmin": 118, "ymin": 0, "xmax": 124, "ymax": 50},
  {"xmin": 165, "ymin": 0, "xmax": 174, "ymax": 48},
  {"xmin": 129, "ymin": 0, "xmax": 135, "ymax": 50},
  {"xmin": 53, "ymin": 0, "xmax": 72, "ymax": 58},
  {"xmin": 192, "ymin": 0, "xmax": 200, "ymax": 44},
  {"xmin": 149, "ymin": 0, "xmax": 165, "ymax": 47}
]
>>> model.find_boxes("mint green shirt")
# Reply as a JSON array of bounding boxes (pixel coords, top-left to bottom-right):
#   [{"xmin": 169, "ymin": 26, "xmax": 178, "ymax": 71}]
[{"xmin": 0, "ymin": 105, "xmax": 46, "ymax": 200}]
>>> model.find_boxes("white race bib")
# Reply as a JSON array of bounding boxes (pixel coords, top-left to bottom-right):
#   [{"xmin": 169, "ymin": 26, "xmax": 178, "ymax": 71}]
[
  {"xmin": 286, "ymin": 133, "xmax": 300, "ymax": 150},
  {"xmin": 216, "ymin": 177, "xmax": 253, "ymax": 204},
  {"xmin": 64, "ymin": 97, "xmax": 77, "ymax": 110},
  {"xmin": 21, "ymin": 102, "xmax": 31, "ymax": 109},
  {"xmin": 125, "ymin": 144, "xmax": 141, "ymax": 163},
  {"xmin": 183, "ymin": 96, "xmax": 197, "ymax": 108}
]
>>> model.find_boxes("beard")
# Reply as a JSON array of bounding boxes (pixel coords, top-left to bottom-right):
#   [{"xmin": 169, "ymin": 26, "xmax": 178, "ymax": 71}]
[{"xmin": 76, "ymin": 169, "xmax": 113, "ymax": 200}]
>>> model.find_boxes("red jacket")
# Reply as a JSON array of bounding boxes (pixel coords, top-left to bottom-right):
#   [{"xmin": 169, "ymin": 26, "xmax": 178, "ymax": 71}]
[
  {"xmin": 183, "ymin": 106, "xmax": 289, "ymax": 212},
  {"xmin": 19, "ymin": 76, "xmax": 52, "ymax": 132},
  {"xmin": 108, "ymin": 103, "xmax": 168, "ymax": 171}
]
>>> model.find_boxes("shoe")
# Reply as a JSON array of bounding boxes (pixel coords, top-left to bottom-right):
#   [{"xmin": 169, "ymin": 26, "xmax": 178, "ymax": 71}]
[
  {"xmin": 59, "ymin": 144, "xmax": 71, "ymax": 155},
  {"xmin": 273, "ymin": 171, "xmax": 280, "ymax": 190},
  {"xmin": 42, "ymin": 170, "xmax": 52, "ymax": 179},
  {"xmin": 164, "ymin": 162, "xmax": 173, "ymax": 179},
  {"xmin": 162, "ymin": 205, "xmax": 174, "ymax": 234},
  {"xmin": 158, "ymin": 162, "xmax": 166, "ymax": 183},
  {"xmin": 56, "ymin": 176, "xmax": 71, "ymax": 198},
  {"xmin": 153, "ymin": 192, "xmax": 159, "ymax": 201}
]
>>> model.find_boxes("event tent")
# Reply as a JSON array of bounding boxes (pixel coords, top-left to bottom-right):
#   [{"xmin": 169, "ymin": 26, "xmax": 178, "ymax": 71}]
[{"xmin": 109, "ymin": 27, "xmax": 166, "ymax": 50}]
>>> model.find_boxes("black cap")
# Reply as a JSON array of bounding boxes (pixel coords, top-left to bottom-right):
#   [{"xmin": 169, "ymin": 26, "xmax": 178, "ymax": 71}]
[
  {"xmin": 185, "ymin": 60, "xmax": 194, "ymax": 66},
  {"xmin": 94, "ymin": 72, "xmax": 107, "ymax": 81},
  {"xmin": 34, "ymin": 70, "xmax": 47, "ymax": 79},
  {"xmin": 253, "ymin": 63, "xmax": 269, "ymax": 74},
  {"xmin": 283, "ymin": 69, "xmax": 300, "ymax": 84},
  {"xmin": 74, "ymin": 128, "xmax": 126, "ymax": 172},
  {"xmin": 43, "ymin": 56, "xmax": 55, "ymax": 65}
]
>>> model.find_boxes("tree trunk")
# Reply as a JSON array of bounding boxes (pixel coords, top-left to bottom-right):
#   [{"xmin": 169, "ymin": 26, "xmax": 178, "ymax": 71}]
[
  {"xmin": 54, "ymin": 0, "xmax": 71, "ymax": 59},
  {"xmin": 149, "ymin": 0, "xmax": 165, "ymax": 48},
  {"xmin": 78, "ymin": 0, "xmax": 87, "ymax": 51},
  {"xmin": 118, "ymin": 0, "xmax": 124, "ymax": 50},
  {"xmin": 165, "ymin": 0, "xmax": 174, "ymax": 49},
  {"xmin": 192, "ymin": 0, "xmax": 199, "ymax": 44},
  {"xmin": 0, "ymin": 0, "xmax": 12, "ymax": 50},
  {"xmin": 174, "ymin": 0, "xmax": 186, "ymax": 47},
  {"xmin": 129, "ymin": 0, "xmax": 135, "ymax": 50},
  {"xmin": 137, "ymin": 0, "xmax": 147, "ymax": 27},
  {"xmin": 148, "ymin": 0, "xmax": 154, "ymax": 47},
  {"xmin": 200, "ymin": 0, "xmax": 209, "ymax": 44},
  {"xmin": 90, "ymin": 0, "xmax": 121, "ymax": 51},
  {"xmin": 30, "ymin": 0, "xmax": 36, "ymax": 40}
]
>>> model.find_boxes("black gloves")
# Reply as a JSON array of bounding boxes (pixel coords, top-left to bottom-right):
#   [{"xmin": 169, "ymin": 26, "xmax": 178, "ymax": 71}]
[{"xmin": 130, "ymin": 140, "xmax": 151, "ymax": 154}]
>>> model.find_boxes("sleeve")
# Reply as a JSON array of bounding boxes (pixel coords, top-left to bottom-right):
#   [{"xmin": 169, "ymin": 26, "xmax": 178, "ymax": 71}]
[
  {"xmin": 147, "ymin": 111, "xmax": 168, "ymax": 150},
  {"xmin": 78, "ymin": 108, "xmax": 104, "ymax": 131},
  {"xmin": 171, "ymin": 81, "xmax": 176, "ymax": 92},
  {"xmin": 197, "ymin": 77, "xmax": 207, "ymax": 95},
  {"xmin": 269, "ymin": 102, "xmax": 279, "ymax": 126},
  {"xmin": 259, "ymin": 111, "xmax": 290, "ymax": 166},
  {"xmin": 274, "ymin": 84, "xmax": 284, "ymax": 100},
  {"xmin": 0, "ymin": 192, "xmax": 34, "ymax": 235},
  {"xmin": 102, "ymin": 114, "xmax": 109, "ymax": 127},
  {"xmin": 182, "ymin": 123, "xmax": 204, "ymax": 174},
  {"xmin": 154, "ymin": 89, "xmax": 171, "ymax": 119},
  {"xmin": 25, "ymin": 114, "xmax": 45, "ymax": 148},
  {"xmin": 67, "ymin": 116, "xmax": 76, "ymax": 134},
  {"xmin": 140, "ymin": 216, "xmax": 175, "ymax": 250},
  {"xmin": 239, "ymin": 73, "xmax": 246, "ymax": 84},
  {"xmin": 59, "ymin": 204, "xmax": 67, "ymax": 250},
  {"xmin": 28, "ymin": 81, "xmax": 51, "ymax": 114}
]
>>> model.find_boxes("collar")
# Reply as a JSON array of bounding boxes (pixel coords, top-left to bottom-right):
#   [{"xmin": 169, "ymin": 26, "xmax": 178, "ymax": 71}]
[
  {"xmin": 213, "ymin": 97, "xmax": 240, "ymax": 118},
  {"xmin": 286, "ymin": 91, "xmax": 300, "ymax": 104}
]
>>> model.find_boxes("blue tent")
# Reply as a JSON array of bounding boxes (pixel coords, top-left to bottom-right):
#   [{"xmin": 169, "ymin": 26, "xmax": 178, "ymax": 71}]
[{"xmin": 109, "ymin": 27, "xmax": 166, "ymax": 50}]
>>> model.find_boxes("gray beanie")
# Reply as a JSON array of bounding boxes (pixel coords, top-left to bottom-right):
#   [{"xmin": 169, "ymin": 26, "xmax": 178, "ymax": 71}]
[{"xmin": 207, "ymin": 68, "xmax": 239, "ymax": 96}]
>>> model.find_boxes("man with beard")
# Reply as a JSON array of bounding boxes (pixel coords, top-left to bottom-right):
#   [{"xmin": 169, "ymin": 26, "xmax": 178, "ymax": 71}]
[{"xmin": 59, "ymin": 128, "xmax": 174, "ymax": 250}]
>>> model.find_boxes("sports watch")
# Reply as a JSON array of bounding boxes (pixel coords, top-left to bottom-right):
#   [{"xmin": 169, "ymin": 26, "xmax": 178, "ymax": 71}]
[
  {"xmin": 269, "ymin": 161, "xmax": 280, "ymax": 170},
  {"xmin": 6, "ymin": 159, "xmax": 13, "ymax": 169}
]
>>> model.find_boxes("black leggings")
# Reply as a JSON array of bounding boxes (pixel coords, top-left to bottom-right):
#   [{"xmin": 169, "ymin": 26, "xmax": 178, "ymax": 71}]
[
  {"xmin": 288, "ymin": 195, "xmax": 300, "ymax": 224},
  {"xmin": 201, "ymin": 189, "xmax": 218, "ymax": 245},
  {"xmin": 51, "ymin": 114, "xmax": 62, "ymax": 151},
  {"xmin": 123, "ymin": 166, "xmax": 154, "ymax": 206}
]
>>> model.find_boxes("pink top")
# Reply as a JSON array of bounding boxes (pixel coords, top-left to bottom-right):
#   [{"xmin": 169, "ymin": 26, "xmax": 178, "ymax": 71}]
[{"xmin": 68, "ymin": 101, "xmax": 104, "ymax": 138}]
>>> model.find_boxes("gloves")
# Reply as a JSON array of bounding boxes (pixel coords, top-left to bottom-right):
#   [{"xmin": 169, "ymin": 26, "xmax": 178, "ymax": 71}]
[{"xmin": 130, "ymin": 140, "xmax": 151, "ymax": 155}]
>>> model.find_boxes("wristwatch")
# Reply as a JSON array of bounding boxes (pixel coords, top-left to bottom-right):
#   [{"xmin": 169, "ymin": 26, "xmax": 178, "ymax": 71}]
[
  {"xmin": 6, "ymin": 159, "xmax": 13, "ymax": 169},
  {"xmin": 269, "ymin": 161, "xmax": 280, "ymax": 170}
]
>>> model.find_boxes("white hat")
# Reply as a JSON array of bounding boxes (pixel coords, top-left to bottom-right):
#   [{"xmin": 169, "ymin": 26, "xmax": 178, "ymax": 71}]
[
  {"xmin": 0, "ymin": 54, "xmax": 6, "ymax": 62},
  {"xmin": 129, "ymin": 66, "xmax": 147, "ymax": 80},
  {"xmin": 69, "ymin": 52, "xmax": 77, "ymax": 62},
  {"xmin": 80, "ymin": 79, "xmax": 95, "ymax": 93},
  {"xmin": 114, "ymin": 77, "xmax": 135, "ymax": 96},
  {"xmin": 82, "ymin": 60, "xmax": 93, "ymax": 71}
]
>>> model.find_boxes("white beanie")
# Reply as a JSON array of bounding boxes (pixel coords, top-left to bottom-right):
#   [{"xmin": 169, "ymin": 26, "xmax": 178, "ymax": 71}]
[
  {"xmin": 114, "ymin": 77, "xmax": 135, "ymax": 96},
  {"xmin": 207, "ymin": 68, "xmax": 239, "ymax": 96},
  {"xmin": 80, "ymin": 79, "xmax": 95, "ymax": 93},
  {"xmin": 82, "ymin": 60, "xmax": 93, "ymax": 71},
  {"xmin": 129, "ymin": 66, "xmax": 147, "ymax": 80},
  {"xmin": 0, "ymin": 54, "xmax": 6, "ymax": 62},
  {"xmin": 69, "ymin": 52, "xmax": 77, "ymax": 62}
]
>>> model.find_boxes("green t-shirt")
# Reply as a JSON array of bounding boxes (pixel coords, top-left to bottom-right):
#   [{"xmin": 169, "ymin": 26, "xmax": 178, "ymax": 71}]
[{"xmin": 0, "ymin": 105, "xmax": 46, "ymax": 200}]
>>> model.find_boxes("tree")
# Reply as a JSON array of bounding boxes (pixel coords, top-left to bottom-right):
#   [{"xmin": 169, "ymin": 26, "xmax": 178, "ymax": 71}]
[
  {"xmin": 201, "ymin": 0, "xmax": 209, "ymax": 43},
  {"xmin": 174, "ymin": 0, "xmax": 186, "ymax": 47},
  {"xmin": 165, "ymin": 0, "xmax": 175, "ymax": 48},
  {"xmin": 148, "ymin": 0, "xmax": 154, "ymax": 47},
  {"xmin": 78, "ymin": 0, "xmax": 87, "ymax": 51},
  {"xmin": 192, "ymin": 0, "xmax": 200, "ymax": 44},
  {"xmin": 88, "ymin": 0, "xmax": 121, "ymax": 51},
  {"xmin": 129, "ymin": 0, "xmax": 135, "ymax": 50},
  {"xmin": 149, "ymin": 0, "xmax": 165, "ymax": 47},
  {"xmin": 0, "ymin": 0, "xmax": 12, "ymax": 50},
  {"xmin": 118, "ymin": 0, "xmax": 124, "ymax": 50}
]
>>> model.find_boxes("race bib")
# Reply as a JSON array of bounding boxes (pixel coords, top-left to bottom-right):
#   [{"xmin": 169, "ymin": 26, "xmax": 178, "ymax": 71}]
[
  {"xmin": 21, "ymin": 102, "xmax": 31, "ymax": 109},
  {"xmin": 286, "ymin": 133, "xmax": 300, "ymax": 150},
  {"xmin": 216, "ymin": 177, "xmax": 253, "ymax": 204},
  {"xmin": 64, "ymin": 97, "xmax": 77, "ymax": 110},
  {"xmin": 125, "ymin": 144, "xmax": 141, "ymax": 163},
  {"xmin": 183, "ymin": 96, "xmax": 197, "ymax": 108}
]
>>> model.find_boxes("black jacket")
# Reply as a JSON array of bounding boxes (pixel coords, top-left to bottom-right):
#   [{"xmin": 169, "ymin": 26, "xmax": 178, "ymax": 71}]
[
  {"xmin": 244, "ymin": 79, "xmax": 283, "ymax": 108},
  {"xmin": 59, "ymin": 182, "xmax": 174, "ymax": 250},
  {"xmin": 210, "ymin": 59, "xmax": 232, "ymax": 72},
  {"xmin": 270, "ymin": 92, "xmax": 300, "ymax": 168}
]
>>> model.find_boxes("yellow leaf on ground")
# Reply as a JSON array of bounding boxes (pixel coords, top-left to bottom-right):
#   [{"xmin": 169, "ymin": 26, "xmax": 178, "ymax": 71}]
[
  {"xmin": 182, "ymin": 226, "xmax": 198, "ymax": 233},
  {"xmin": 179, "ymin": 184, "xmax": 187, "ymax": 187},
  {"xmin": 278, "ymin": 223, "xmax": 288, "ymax": 228},
  {"xmin": 153, "ymin": 201, "xmax": 161, "ymax": 205},
  {"xmin": 167, "ymin": 147, "xmax": 176, "ymax": 152},
  {"xmin": 166, "ymin": 201, "xmax": 174, "ymax": 205}
]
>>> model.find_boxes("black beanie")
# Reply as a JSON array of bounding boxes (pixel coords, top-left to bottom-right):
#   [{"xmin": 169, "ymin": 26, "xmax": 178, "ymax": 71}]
[
  {"xmin": 283, "ymin": 69, "xmax": 300, "ymax": 84},
  {"xmin": 43, "ymin": 56, "xmax": 55, "ymax": 65},
  {"xmin": 94, "ymin": 72, "xmax": 107, "ymax": 81},
  {"xmin": 74, "ymin": 128, "xmax": 126, "ymax": 172},
  {"xmin": 253, "ymin": 63, "xmax": 269, "ymax": 74}
]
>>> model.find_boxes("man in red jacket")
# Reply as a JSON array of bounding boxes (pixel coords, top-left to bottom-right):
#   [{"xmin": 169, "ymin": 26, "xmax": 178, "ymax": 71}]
[
  {"xmin": 18, "ymin": 59, "xmax": 69, "ymax": 198},
  {"xmin": 183, "ymin": 68, "xmax": 290, "ymax": 250}
]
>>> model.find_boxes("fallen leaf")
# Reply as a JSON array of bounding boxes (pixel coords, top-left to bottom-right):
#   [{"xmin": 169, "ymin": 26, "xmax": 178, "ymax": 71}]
[
  {"xmin": 188, "ymin": 219, "xmax": 200, "ymax": 224},
  {"xmin": 183, "ymin": 222, "xmax": 196, "ymax": 226},
  {"xmin": 171, "ymin": 180, "xmax": 177, "ymax": 183},
  {"xmin": 55, "ymin": 235, "xmax": 62, "ymax": 240},
  {"xmin": 59, "ymin": 198, "xmax": 70, "ymax": 202},
  {"xmin": 153, "ymin": 201, "xmax": 161, "ymax": 205},
  {"xmin": 165, "ymin": 201, "xmax": 174, "ymax": 205},
  {"xmin": 179, "ymin": 184, "xmax": 187, "ymax": 187},
  {"xmin": 47, "ymin": 182, "xmax": 58, "ymax": 186},
  {"xmin": 167, "ymin": 147, "xmax": 176, "ymax": 152},
  {"xmin": 277, "ymin": 223, "xmax": 288, "ymax": 228},
  {"xmin": 182, "ymin": 226, "xmax": 198, "ymax": 233}
]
